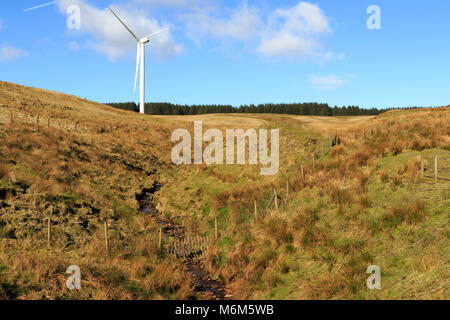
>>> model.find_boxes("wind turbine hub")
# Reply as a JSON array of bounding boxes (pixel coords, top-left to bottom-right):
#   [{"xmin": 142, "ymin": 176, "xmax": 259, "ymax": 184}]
[{"xmin": 140, "ymin": 38, "xmax": 150, "ymax": 44}]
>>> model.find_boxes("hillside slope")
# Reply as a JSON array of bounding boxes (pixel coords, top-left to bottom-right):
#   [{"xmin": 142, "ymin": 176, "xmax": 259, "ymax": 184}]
[
  {"xmin": 0, "ymin": 81, "xmax": 448, "ymax": 300},
  {"xmin": 155, "ymin": 106, "xmax": 449, "ymax": 300},
  {"xmin": 0, "ymin": 81, "xmax": 192, "ymax": 299}
]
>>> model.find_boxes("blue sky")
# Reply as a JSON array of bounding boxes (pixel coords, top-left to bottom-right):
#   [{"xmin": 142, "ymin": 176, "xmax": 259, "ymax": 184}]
[{"xmin": 1, "ymin": 0, "xmax": 449, "ymax": 109}]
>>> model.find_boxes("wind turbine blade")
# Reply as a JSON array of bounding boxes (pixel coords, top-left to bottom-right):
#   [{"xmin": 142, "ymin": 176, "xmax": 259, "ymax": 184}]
[
  {"xmin": 108, "ymin": 7, "xmax": 140, "ymax": 42},
  {"xmin": 134, "ymin": 43, "xmax": 141, "ymax": 92},
  {"xmin": 143, "ymin": 29, "xmax": 167, "ymax": 41}
]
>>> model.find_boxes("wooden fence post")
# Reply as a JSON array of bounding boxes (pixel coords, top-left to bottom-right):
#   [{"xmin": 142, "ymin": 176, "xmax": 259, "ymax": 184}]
[
  {"xmin": 158, "ymin": 227, "xmax": 162, "ymax": 249},
  {"xmin": 48, "ymin": 117, "xmax": 51, "ymax": 128},
  {"xmin": 254, "ymin": 200, "xmax": 257, "ymax": 222},
  {"xmin": 10, "ymin": 112, "xmax": 13, "ymax": 124},
  {"xmin": 274, "ymin": 189, "xmax": 278, "ymax": 210},
  {"xmin": 301, "ymin": 164, "xmax": 304, "ymax": 180},
  {"xmin": 363, "ymin": 129, "xmax": 366, "ymax": 140},
  {"xmin": 286, "ymin": 180, "xmax": 289, "ymax": 199},
  {"xmin": 435, "ymin": 155, "xmax": 438, "ymax": 184},
  {"xmin": 37, "ymin": 115, "xmax": 40, "ymax": 132},
  {"xmin": 214, "ymin": 217, "xmax": 218, "ymax": 239},
  {"xmin": 312, "ymin": 154, "xmax": 315, "ymax": 171},
  {"xmin": 104, "ymin": 221, "xmax": 109, "ymax": 254}
]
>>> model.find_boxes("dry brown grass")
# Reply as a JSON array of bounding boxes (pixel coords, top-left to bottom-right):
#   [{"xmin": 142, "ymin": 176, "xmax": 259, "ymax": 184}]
[
  {"xmin": 0, "ymin": 81, "xmax": 199, "ymax": 299},
  {"xmin": 1, "ymin": 81, "xmax": 448, "ymax": 300},
  {"xmin": 383, "ymin": 200, "xmax": 426, "ymax": 226},
  {"xmin": 330, "ymin": 145, "xmax": 345, "ymax": 158},
  {"xmin": 197, "ymin": 106, "xmax": 449, "ymax": 300},
  {"xmin": 292, "ymin": 115, "xmax": 375, "ymax": 136}
]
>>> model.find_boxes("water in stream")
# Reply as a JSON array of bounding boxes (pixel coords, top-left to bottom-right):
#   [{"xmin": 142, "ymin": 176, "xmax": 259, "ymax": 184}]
[{"xmin": 138, "ymin": 184, "xmax": 227, "ymax": 300}]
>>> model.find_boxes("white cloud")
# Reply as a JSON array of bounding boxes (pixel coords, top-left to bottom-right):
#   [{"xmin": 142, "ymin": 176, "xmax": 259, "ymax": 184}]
[
  {"xmin": 183, "ymin": 3, "xmax": 263, "ymax": 44},
  {"xmin": 259, "ymin": 32, "xmax": 318, "ymax": 59},
  {"xmin": 271, "ymin": 2, "xmax": 331, "ymax": 34},
  {"xmin": 259, "ymin": 2, "xmax": 331, "ymax": 60},
  {"xmin": 179, "ymin": 1, "xmax": 337, "ymax": 62},
  {"xmin": 309, "ymin": 74, "xmax": 354, "ymax": 90},
  {"xmin": 26, "ymin": 0, "xmax": 340, "ymax": 63},
  {"xmin": 55, "ymin": 0, "xmax": 183, "ymax": 60},
  {"xmin": 0, "ymin": 44, "xmax": 28, "ymax": 62}
]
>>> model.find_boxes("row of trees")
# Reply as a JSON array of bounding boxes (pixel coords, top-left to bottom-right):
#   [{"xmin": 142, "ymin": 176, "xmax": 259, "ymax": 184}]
[{"xmin": 107, "ymin": 102, "xmax": 386, "ymax": 116}]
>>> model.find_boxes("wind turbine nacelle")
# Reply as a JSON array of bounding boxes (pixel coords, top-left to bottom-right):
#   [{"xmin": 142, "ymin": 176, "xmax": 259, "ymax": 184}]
[{"xmin": 140, "ymin": 38, "xmax": 150, "ymax": 44}]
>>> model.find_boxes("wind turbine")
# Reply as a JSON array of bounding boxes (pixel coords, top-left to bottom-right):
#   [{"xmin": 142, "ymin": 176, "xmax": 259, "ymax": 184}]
[{"xmin": 108, "ymin": 7, "xmax": 166, "ymax": 114}]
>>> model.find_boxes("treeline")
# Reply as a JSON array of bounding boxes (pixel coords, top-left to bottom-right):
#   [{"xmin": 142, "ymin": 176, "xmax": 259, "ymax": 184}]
[{"xmin": 107, "ymin": 102, "xmax": 385, "ymax": 116}]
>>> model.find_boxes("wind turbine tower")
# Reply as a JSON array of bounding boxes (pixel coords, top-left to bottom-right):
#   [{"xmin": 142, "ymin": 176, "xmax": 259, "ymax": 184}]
[{"xmin": 109, "ymin": 7, "xmax": 166, "ymax": 114}]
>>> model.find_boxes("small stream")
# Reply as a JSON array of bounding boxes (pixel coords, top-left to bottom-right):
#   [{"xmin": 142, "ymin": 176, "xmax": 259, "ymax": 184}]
[{"xmin": 138, "ymin": 184, "xmax": 227, "ymax": 300}]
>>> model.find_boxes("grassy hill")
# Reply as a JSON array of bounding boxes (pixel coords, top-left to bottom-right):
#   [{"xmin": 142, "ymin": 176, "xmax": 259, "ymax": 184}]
[{"xmin": 0, "ymin": 81, "xmax": 448, "ymax": 300}]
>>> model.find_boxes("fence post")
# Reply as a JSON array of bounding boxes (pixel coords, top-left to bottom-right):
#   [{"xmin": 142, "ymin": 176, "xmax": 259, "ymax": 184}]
[
  {"xmin": 37, "ymin": 115, "xmax": 40, "ymax": 132},
  {"xmin": 435, "ymin": 155, "xmax": 438, "ymax": 184},
  {"xmin": 10, "ymin": 112, "xmax": 13, "ymax": 124},
  {"xmin": 301, "ymin": 164, "xmax": 304, "ymax": 180},
  {"xmin": 254, "ymin": 200, "xmax": 258, "ymax": 222},
  {"xmin": 214, "ymin": 217, "xmax": 218, "ymax": 239},
  {"xmin": 312, "ymin": 154, "xmax": 315, "ymax": 171},
  {"xmin": 363, "ymin": 129, "xmax": 366, "ymax": 140},
  {"xmin": 286, "ymin": 180, "xmax": 289, "ymax": 199},
  {"xmin": 274, "ymin": 189, "xmax": 278, "ymax": 210},
  {"xmin": 104, "ymin": 221, "xmax": 109, "ymax": 254}
]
